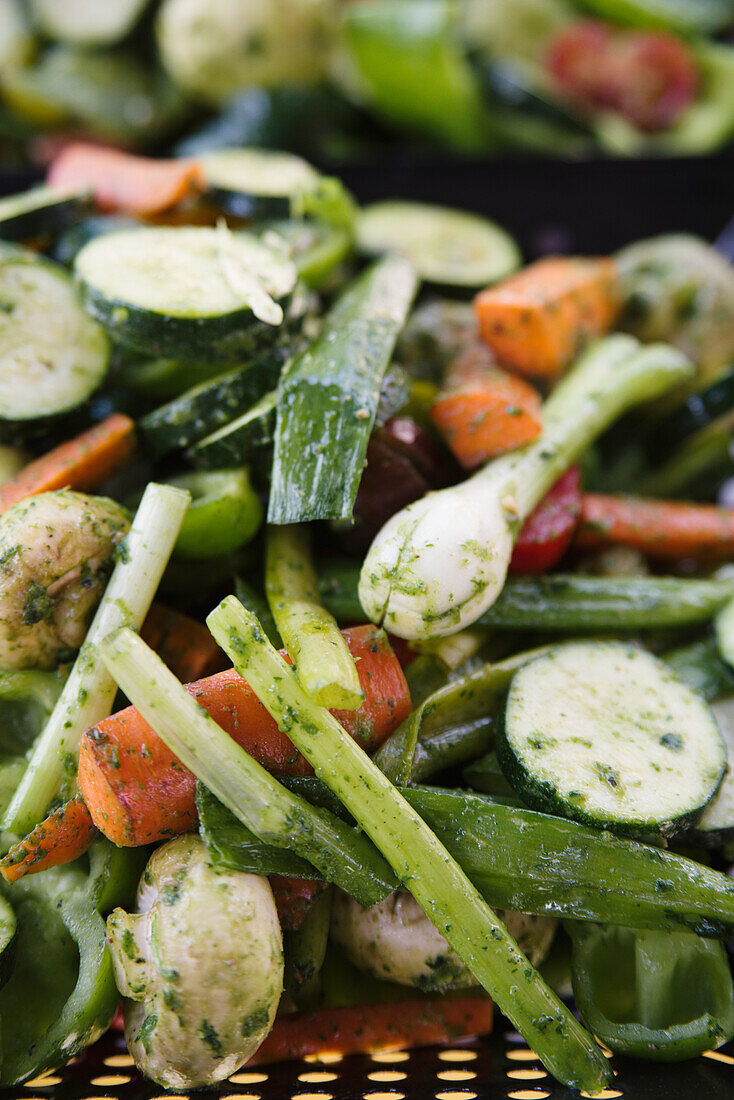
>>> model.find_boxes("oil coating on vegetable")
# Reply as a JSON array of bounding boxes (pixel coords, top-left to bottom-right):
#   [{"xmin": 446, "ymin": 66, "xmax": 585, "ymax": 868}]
[
  {"xmin": 106, "ymin": 835, "xmax": 284, "ymax": 1090},
  {"xmin": 332, "ymin": 890, "xmax": 557, "ymax": 989},
  {"xmin": 0, "ymin": 490, "xmax": 129, "ymax": 670}
]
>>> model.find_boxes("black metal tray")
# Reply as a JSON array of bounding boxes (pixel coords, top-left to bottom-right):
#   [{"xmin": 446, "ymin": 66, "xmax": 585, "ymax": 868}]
[{"xmin": 7, "ymin": 1023, "xmax": 734, "ymax": 1100}]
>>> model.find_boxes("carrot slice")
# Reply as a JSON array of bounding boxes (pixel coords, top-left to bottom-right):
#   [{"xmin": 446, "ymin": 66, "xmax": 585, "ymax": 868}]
[
  {"xmin": 577, "ymin": 494, "xmax": 734, "ymax": 561},
  {"xmin": 270, "ymin": 877, "xmax": 327, "ymax": 932},
  {"xmin": 47, "ymin": 143, "xmax": 204, "ymax": 217},
  {"xmin": 0, "ymin": 414, "xmax": 136, "ymax": 515},
  {"xmin": 0, "ymin": 795, "xmax": 96, "ymax": 883},
  {"xmin": 140, "ymin": 603, "xmax": 226, "ymax": 684},
  {"xmin": 78, "ymin": 625, "xmax": 412, "ymax": 846},
  {"xmin": 474, "ymin": 256, "xmax": 620, "ymax": 377},
  {"xmin": 430, "ymin": 341, "xmax": 542, "ymax": 468},
  {"xmin": 248, "ymin": 993, "xmax": 493, "ymax": 1064}
]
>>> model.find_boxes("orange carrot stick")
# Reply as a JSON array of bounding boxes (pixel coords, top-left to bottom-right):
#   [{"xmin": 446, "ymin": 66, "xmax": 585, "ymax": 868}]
[
  {"xmin": 270, "ymin": 877, "xmax": 327, "ymax": 932},
  {"xmin": 577, "ymin": 493, "xmax": 734, "ymax": 561},
  {"xmin": 0, "ymin": 795, "xmax": 96, "ymax": 883},
  {"xmin": 248, "ymin": 993, "xmax": 493, "ymax": 1064},
  {"xmin": 475, "ymin": 256, "xmax": 620, "ymax": 377},
  {"xmin": 430, "ymin": 341, "xmax": 542, "ymax": 469},
  {"xmin": 78, "ymin": 625, "xmax": 412, "ymax": 846},
  {"xmin": 47, "ymin": 143, "xmax": 204, "ymax": 217},
  {"xmin": 0, "ymin": 414, "xmax": 136, "ymax": 515},
  {"xmin": 140, "ymin": 603, "xmax": 226, "ymax": 684}
]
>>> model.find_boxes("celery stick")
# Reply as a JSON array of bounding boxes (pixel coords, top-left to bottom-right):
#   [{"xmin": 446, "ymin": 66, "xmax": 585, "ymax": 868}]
[
  {"xmin": 4, "ymin": 483, "xmax": 189, "ymax": 836},
  {"xmin": 265, "ymin": 524, "xmax": 363, "ymax": 709},
  {"xmin": 97, "ymin": 629, "xmax": 398, "ymax": 907},
  {"xmin": 206, "ymin": 596, "xmax": 612, "ymax": 1095}
]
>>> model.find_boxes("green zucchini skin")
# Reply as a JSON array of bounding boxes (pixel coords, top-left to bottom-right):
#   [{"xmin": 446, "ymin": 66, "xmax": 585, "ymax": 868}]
[
  {"xmin": 209, "ymin": 188, "xmax": 291, "ymax": 221},
  {"xmin": 481, "ymin": 574, "xmax": 733, "ymax": 631},
  {"xmin": 648, "ymin": 368, "xmax": 734, "ymax": 460},
  {"xmin": 269, "ymin": 255, "xmax": 418, "ymax": 524},
  {"xmin": 78, "ymin": 280, "xmax": 291, "ymax": 363},
  {"xmin": 187, "ymin": 390, "xmax": 277, "ymax": 481},
  {"xmin": 498, "ymin": 642, "xmax": 726, "ymax": 839},
  {"xmin": 0, "ymin": 188, "xmax": 86, "ymax": 243},
  {"xmin": 692, "ymin": 696, "xmax": 734, "ymax": 847},
  {"xmin": 137, "ymin": 348, "xmax": 286, "ymax": 459}
]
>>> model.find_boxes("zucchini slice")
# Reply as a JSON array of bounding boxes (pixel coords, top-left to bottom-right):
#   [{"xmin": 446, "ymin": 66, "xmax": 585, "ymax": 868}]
[
  {"xmin": 356, "ymin": 200, "xmax": 520, "ymax": 288},
  {"xmin": 0, "ymin": 186, "xmax": 87, "ymax": 242},
  {"xmin": 201, "ymin": 148, "xmax": 321, "ymax": 219},
  {"xmin": 0, "ymin": 245, "xmax": 109, "ymax": 425},
  {"xmin": 75, "ymin": 225, "xmax": 297, "ymax": 362},
  {"xmin": 695, "ymin": 696, "xmax": 734, "ymax": 845},
  {"xmin": 53, "ymin": 215, "xmax": 139, "ymax": 267},
  {"xmin": 499, "ymin": 641, "xmax": 726, "ymax": 837},
  {"xmin": 29, "ymin": 0, "xmax": 150, "ymax": 46},
  {"xmin": 137, "ymin": 347, "xmax": 285, "ymax": 459}
]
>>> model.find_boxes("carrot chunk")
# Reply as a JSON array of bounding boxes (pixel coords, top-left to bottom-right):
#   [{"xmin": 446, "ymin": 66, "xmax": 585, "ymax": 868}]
[
  {"xmin": 248, "ymin": 994, "xmax": 493, "ymax": 1064},
  {"xmin": 47, "ymin": 143, "xmax": 204, "ymax": 216},
  {"xmin": 140, "ymin": 603, "xmax": 226, "ymax": 684},
  {"xmin": 430, "ymin": 342, "xmax": 542, "ymax": 468},
  {"xmin": 0, "ymin": 414, "xmax": 136, "ymax": 514},
  {"xmin": 577, "ymin": 494, "xmax": 734, "ymax": 561},
  {"xmin": 474, "ymin": 256, "xmax": 620, "ymax": 377},
  {"xmin": 0, "ymin": 795, "xmax": 96, "ymax": 883}
]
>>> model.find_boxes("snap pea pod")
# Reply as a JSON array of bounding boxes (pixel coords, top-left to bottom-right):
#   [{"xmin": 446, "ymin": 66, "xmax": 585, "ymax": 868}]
[
  {"xmin": 568, "ymin": 923, "xmax": 734, "ymax": 1060},
  {"xmin": 196, "ymin": 783, "xmax": 319, "ymax": 879},
  {"xmin": 480, "ymin": 575, "xmax": 734, "ymax": 631},
  {"xmin": 206, "ymin": 598, "xmax": 611, "ymax": 1095},
  {"xmin": 99, "ymin": 630, "xmax": 398, "ymax": 909},
  {"xmin": 405, "ymin": 787, "xmax": 734, "ymax": 939},
  {"xmin": 373, "ymin": 646, "xmax": 550, "ymax": 784},
  {"xmin": 284, "ymin": 887, "xmax": 333, "ymax": 1008},
  {"xmin": 279, "ymin": 778, "xmax": 734, "ymax": 940}
]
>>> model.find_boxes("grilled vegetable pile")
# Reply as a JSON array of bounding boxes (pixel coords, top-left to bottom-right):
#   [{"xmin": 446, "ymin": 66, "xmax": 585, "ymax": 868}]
[
  {"xmin": 2, "ymin": 0, "xmax": 734, "ymax": 166},
  {"xmin": 1, "ymin": 142, "xmax": 734, "ymax": 1092}
]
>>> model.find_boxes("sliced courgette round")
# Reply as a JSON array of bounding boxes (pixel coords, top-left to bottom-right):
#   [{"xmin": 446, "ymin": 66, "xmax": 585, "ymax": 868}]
[
  {"xmin": 137, "ymin": 347, "xmax": 285, "ymax": 459},
  {"xmin": 356, "ymin": 200, "xmax": 520, "ymax": 288},
  {"xmin": 75, "ymin": 226, "xmax": 297, "ymax": 362},
  {"xmin": 0, "ymin": 244, "xmax": 110, "ymax": 427},
  {"xmin": 499, "ymin": 641, "xmax": 726, "ymax": 838},
  {"xmin": 29, "ymin": 0, "xmax": 150, "ymax": 46},
  {"xmin": 201, "ymin": 148, "xmax": 321, "ymax": 219},
  {"xmin": 256, "ymin": 219, "xmax": 353, "ymax": 289},
  {"xmin": 0, "ymin": 186, "xmax": 88, "ymax": 243},
  {"xmin": 168, "ymin": 468, "xmax": 263, "ymax": 559}
]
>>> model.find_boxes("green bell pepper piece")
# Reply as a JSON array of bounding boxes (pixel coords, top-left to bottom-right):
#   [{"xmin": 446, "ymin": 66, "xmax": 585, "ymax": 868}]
[
  {"xmin": 339, "ymin": 0, "xmax": 490, "ymax": 150},
  {"xmin": 0, "ymin": 668, "xmax": 68, "ymax": 817},
  {"xmin": 569, "ymin": 923, "xmax": 734, "ymax": 1060},
  {"xmin": 0, "ymin": 838, "xmax": 145, "ymax": 1085}
]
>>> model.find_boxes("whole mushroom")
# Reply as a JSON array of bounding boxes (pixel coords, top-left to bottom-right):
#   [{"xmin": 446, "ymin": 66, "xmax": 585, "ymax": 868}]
[
  {"xmin": 107, "ymin": 835, "xmax": 284, "ymax": 1091},
  {"xmin": 0, "ymin": 490, "xmax": 129, "ymax": 670}
]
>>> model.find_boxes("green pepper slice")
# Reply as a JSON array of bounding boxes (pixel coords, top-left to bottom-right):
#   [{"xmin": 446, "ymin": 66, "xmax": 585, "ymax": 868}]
[
  {"xmin": 168, "ymin": 469, "xmax": 263, "ymax": 560},
  {"xmin": 0, "ymin": 839, "xmax": 145, "ymax": 1084},
  {"xmin": 569, "ymin": 923, "xmax": 734, "ymax": 1060}
]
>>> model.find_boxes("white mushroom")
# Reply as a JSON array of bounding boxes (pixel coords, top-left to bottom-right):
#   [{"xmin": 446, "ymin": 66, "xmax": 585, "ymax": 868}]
[
  {"xmin": 0, "ymin": 490, "xmax": 129, "ymax": 670},
  {"xmin": 107, "ymin": 835, "xmax": 284, "ymax": 1091},
  {"xmin": 332, "ymin": 890, "xmax": 557, "ymax": 989}
]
